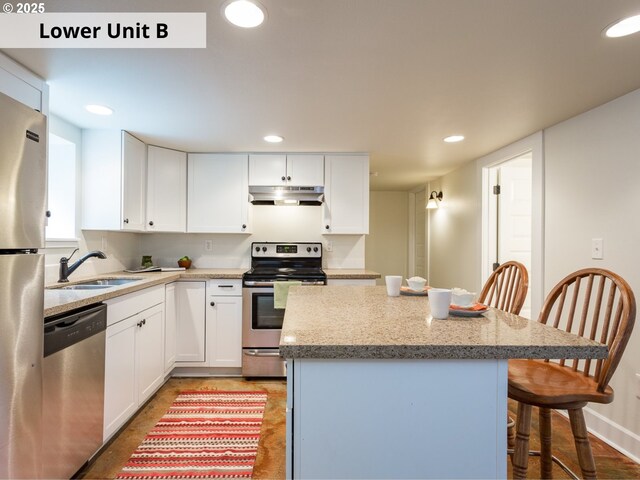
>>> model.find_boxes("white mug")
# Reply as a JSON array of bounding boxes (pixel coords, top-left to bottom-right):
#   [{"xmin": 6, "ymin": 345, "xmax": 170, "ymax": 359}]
[
  {"xmin": 385, "ymin": 275, "xmax": 403, "ymax": 296},
  {"xmin": 429, "ymin": 288, "xmax": 452, "ymax": 319}
]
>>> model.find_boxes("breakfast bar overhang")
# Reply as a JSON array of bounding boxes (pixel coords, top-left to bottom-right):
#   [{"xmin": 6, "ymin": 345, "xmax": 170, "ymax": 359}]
[{"xmin": 280, "ymin": 286, "xmax": 607, "ymax": 479}]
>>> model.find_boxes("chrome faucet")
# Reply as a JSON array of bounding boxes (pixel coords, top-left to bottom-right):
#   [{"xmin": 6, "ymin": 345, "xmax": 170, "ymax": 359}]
[{"xmin": 58, "ymin": 249, "xmax": 107, "ymax": 282}]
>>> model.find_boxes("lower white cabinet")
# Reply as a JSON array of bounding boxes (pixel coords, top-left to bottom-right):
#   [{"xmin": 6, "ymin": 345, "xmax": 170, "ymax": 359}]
[
  {"xmin": 164, "ymin": 283, "xmax": 177, "ymax": 373},
  {"xmin": 104, "ymin": 301, "xmax": 165, "ymax": 441},
  {"xmin": 206, "ymin": 295, "xmax": 242, "ymax": 367},
  {"xmin": 175, "ymin": 281, "xmax": 206, "ymax": 364}
]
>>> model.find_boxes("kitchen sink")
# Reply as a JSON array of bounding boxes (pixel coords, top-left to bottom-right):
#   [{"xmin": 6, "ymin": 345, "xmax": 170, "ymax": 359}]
[
  {"xmin": 47, "ymin": 278, "xmax": 142, "ymax": 290},
  {"xmin": 76, "ymin": 278, "xmax": 141, "ymax": 286},
  {"xmin": 58, "ymin": 284, "xmax": 113, "ymax": 290}
]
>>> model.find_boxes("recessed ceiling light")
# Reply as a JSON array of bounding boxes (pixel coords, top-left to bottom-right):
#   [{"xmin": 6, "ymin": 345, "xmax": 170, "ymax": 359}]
[
  {"xmin": 604, "ymin": 14, "xmax": 640, "ymax": 38},
  {"xmin": 264, "ymin": 135, "xmax": 284, "ymax": 143},
  {"xmin": 85, "ymin": 104, "xmax": 113, "ymax": 115},
  {"xmin": 223, "ymin": 0, "xmax": 266, "ymax": 28},
  {"xmin": 444, "ymin": 135, "xmax": 464, "ymax": 143}
]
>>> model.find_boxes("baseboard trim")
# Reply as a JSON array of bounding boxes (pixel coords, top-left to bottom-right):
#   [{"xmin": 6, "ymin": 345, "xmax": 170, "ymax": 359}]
[{"xmin": 557, "ymin": 407, "xmax": 640, "ymax": 464}]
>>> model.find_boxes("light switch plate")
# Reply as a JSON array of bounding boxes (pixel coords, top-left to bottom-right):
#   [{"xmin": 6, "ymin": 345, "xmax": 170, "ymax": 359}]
[
  {"xmin": 591, "ymin": 238, "xmax": 603, "ymax": 259},
  {"xmin": 636, "ymin": 373, "xmax": 640, "ymax": 399}
]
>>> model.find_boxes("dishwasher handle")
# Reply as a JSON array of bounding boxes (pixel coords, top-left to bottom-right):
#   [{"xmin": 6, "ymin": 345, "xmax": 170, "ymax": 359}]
[{"xmin": 44, "ymin": 303, "xmax": 107, "ymax": 358}]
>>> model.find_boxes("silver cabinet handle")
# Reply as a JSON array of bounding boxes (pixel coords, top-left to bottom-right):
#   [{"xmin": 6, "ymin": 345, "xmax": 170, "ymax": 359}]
[{"xmin": 244, "ymin": 349, "xmax": 281, "ymax": 357}]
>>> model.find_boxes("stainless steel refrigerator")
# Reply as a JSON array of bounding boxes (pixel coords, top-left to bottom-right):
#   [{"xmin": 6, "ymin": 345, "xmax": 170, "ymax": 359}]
[{"xmin": 0, "ymin": 91, "xmax": 47, "ymax": 479}]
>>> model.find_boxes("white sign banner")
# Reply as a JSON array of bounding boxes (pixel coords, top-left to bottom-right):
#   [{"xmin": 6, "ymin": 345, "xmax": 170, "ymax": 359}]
[{"xmin": 0, "ymin": 12, "xmax": 207, "ymax": 48}]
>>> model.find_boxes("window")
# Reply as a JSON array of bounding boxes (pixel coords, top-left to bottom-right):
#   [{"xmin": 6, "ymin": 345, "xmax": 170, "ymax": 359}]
[{"xmin": 46, "ymin": 133, "xmax": 77, "ymax": 240}]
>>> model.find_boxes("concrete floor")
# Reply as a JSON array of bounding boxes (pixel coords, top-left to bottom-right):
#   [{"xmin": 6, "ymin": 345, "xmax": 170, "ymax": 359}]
[{"xmin": 78, "ymin": 377, "xmax": 640, "ymax": 479}]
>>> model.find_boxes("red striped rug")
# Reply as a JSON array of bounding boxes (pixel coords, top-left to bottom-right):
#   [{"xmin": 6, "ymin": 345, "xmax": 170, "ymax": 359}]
[{"xmin": 116, "ymin": 390, "xmax": 267, "ymax": 479}]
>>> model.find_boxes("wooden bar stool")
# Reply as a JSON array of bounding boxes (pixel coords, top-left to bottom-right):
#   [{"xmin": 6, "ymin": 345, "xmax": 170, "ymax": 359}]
[
  {"xmin": 509, "ymin": 268, "xmax": 636, "ymax": 479},
  {"xmin": 478, "ymin": 261, "xmax": 529, "ymax": 449}
]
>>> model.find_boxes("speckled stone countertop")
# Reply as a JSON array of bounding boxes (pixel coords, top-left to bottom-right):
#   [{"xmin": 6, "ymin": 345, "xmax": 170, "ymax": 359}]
[
  {"xmin": 44, "ymin": 268, "xmax": 245, "ymax": 317},
  {"xmin": 324, "ymin": 269, "xmax": 380, "ymax": 279},
  {"xmin": 279, "ymin": 285, "xmax": 608, "ymax": 360}
]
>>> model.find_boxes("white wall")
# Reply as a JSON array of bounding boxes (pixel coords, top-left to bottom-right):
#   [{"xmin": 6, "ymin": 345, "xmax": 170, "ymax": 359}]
[
  {"xmin": 140, "ymin": 206, "xmax": 364, "ymax": 270},
  {"xmin": 428, "ymin": 87, "xmax": 640, "ymax": 460},
  {"xmin": 365, "ymin": 191, "xmax": 409, "ymax": 284},
  {"xmin": 428, "ymin": 161, "xmax": 481, "ymax": 292},
  {"xmin": 544, "ymin": 88, "xmax": 640, "ymax": 459}
]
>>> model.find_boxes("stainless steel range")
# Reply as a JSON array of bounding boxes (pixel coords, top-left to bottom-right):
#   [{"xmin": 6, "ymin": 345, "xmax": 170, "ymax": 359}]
[{"xmin": 242, "ymin": 242, "xmax": 326, "ymax": 377}]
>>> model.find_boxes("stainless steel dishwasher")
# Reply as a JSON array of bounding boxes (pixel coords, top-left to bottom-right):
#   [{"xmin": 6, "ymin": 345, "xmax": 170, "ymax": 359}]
[{"xmin": 43, "ymin": 303, "xmax": 107, "ymax": 479}]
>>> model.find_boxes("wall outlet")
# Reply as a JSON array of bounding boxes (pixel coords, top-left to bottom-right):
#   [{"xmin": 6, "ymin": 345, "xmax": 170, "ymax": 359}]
[
  {"xmin": 101, "ymin": 236, "xmax": 108, "ymax": 252},
  {"xmin": 636, "ymin": 373, "xmax": 640, "ymax": 399},
  {"xmin": 325, "ymin": 241, "xmax": 333, "ymax": 252},
  {"xmin": 204, "ymin": 239, "xmax": 213, "ymax": 252},
  {"xmin": 591, "ymin": 238, "xmax": 603, "ymax": 260}
]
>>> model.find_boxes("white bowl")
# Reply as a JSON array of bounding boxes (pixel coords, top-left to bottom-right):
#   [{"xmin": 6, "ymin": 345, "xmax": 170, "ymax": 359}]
[
  {"xmin": 451, "ymin": 291, "xmax": 476, "ymax": 307},
  {"xmin": 407, "ymin": 277, "xmax": 427, "ymax": 291}
]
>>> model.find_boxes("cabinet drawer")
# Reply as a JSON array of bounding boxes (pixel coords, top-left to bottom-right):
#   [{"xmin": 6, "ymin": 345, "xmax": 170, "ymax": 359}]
[
  {"xmin": 105, "ymin": 284, "xmax": 165, "ymax": 326},
  {"xmin": 206, "ymin": 279, "xmax": 242, "ymax": 296}
]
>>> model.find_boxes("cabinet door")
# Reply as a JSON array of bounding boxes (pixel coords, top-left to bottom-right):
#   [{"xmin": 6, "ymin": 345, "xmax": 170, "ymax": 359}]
[
  {"xmin": 286, "ymin": 155, "xmax": 324, "ymax": 186},
  {"xmin": 121, "ymin": 132, "xmax": 147, "ymax": 231},
  {"xmin": 249, "ymin": 154, "xmax": 287, "ymax": 185},
  {"xmin": 175, "ymin": 281, "xmax": 206, "ymax": 363},
  {"xmin": 164, "ymin": 283, "xmax": 177, "ymax": 373},
  {"xmin": 188, "ymin": 154, "xmax": 250, "ymax": 233},
  {"xmin": 104, "ymin": 315, "xmax": 137, "ymax": 441},
  {"xmin": 207, "ymin": 295, "xmax": 242, "ymax": 367},
  {"xmin": 323, "ymin": 155, "xmax": 369, "ymax": 234},
  {"xmin": 136, "ymin": 304, "xmax": 165, "ymax": 403},
  {"xmin": 147, "ymin": 146, "xmax": 186, "ymax": 232}
]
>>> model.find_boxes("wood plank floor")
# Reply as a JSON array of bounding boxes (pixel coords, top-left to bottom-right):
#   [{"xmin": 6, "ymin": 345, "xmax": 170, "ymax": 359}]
[{"xmin": 78, "ymin": 377, "xmax": 640, "ymax": 479}]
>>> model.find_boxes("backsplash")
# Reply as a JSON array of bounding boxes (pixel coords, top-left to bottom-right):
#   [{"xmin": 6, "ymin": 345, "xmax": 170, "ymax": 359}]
[{"xmin": 43, "ymin": 206, "xmax": 364, "ymax": 283}]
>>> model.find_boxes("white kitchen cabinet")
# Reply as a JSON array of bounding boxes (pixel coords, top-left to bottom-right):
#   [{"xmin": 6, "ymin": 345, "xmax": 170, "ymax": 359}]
[
  {"xmin": 103, "ymin": 312, "xmax": 137, "ymax": 441},
  {"xmin": 164, "ymin": 283, "xmax": 177, "ymax": 374},
  {"xmin": 175, "ymin": 281, "xmax": 206, "ymax": 364},
  {"xmin": 187, "ymin": 153, "xmax": 250, "ymax": 233},
  {"xmin": 206, "ymin": 294, "xmax": 242, "ymax": 368},
  {"xmin": 82, "ymin": 130, "xmax": 147, "ymax": 231},
  {"xmin": 147, "ymin": 146, "xmax": 187, "ymax": 232},
  {"xmin": 103, "ymin": 286, "xmax": 166, "ymax": 441},
  {"xmin": 136, "ymin": 304, "xmax": 165, "ymax": 402},
  {"xmin": 323, "ymin": 154, "xmax": 369, "ymax": 234},
  {"xmin": 249, "ymin": 154, "xmax": 324, "ymax": 186}
]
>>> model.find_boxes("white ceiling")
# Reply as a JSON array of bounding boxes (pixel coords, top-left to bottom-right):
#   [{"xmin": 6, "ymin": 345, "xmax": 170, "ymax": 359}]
[{"xmin": 4, "ymin": 0, "xmax": 640, "ymax": 190}]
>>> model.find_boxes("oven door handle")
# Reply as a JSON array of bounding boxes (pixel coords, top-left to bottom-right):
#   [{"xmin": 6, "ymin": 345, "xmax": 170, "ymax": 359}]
[{"xmin": 244, "ymin": 349, "xmax": 282, "ymax": 357}]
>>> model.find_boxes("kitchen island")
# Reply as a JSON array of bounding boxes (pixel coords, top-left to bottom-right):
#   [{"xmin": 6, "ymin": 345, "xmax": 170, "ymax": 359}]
[{"xmin": 280, "ymin": 286, "xmax": 607, "ymax": 479}]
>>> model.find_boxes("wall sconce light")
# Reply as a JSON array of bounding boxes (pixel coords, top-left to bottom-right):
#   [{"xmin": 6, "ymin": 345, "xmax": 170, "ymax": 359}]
[{"xmin": 426, "ymin": 190, "xmax": 443, "ymax": 209}]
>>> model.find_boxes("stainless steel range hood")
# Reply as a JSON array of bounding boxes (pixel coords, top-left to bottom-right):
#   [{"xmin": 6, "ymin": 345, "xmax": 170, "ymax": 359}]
[{"xmin": 248, "ymin": 186, "xmax": 324, "ymax": 206}]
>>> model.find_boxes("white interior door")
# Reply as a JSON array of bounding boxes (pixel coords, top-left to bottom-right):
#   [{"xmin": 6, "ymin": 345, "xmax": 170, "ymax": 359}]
[{"xmin": 487, "ymin": 153, "xmax": 532, "ymax": 318}]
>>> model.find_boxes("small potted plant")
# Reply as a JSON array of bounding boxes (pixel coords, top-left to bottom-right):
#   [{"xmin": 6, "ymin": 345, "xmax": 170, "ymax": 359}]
[{"xmin": 178, "ymin": 256, "xmax": 192, "ymax": 269}]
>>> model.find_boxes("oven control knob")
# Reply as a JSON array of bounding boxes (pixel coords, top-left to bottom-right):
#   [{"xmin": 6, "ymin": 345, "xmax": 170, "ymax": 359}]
[
  {"xmin": 306, "ymin": 247, "xmax": 311, "ymax": 252},
  {"xmin": 313, "ymin": 247, "xmax": 319, "ymax": 252},
  {"xmin": 255, "ymin": 247, "xmax": 260, "ymax": 252},
  {"xmin": 262, "ymin": 247, "xmax": 267, "ymax": 252}
]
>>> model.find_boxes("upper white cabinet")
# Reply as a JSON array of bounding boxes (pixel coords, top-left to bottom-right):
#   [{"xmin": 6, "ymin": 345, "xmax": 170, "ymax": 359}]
[
  {"xmin": 82, "ymin": 130, "xmax": 147, "ymax": 231},
  {"xmin": 249, "ymin": 154, "xmax": 324, "ymax": 186},
  {"xmin": 188, "ymin": 153, "xmax": 250, "ymax": 233},
  {"xmin": 0, "ymin": 53, "xmax": 48, "ymax": 113},
  {"xmin": 323, "ymin": 154, "xmax": 369, "ymax": 234},
  {"xmin": 147, "ymin": 146, "xmax": 187, "ymax": 232}
]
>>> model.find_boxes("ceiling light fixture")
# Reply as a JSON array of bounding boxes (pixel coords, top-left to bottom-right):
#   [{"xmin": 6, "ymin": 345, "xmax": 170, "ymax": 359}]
[
  {"xmin": 223, "ymin": 0, "xmax": 266, "ymax": 28},
  {"xmin": 444, "ymin": 135, "xmax": 464, "ymax": 143},
  {"xmin": 85, "ymin": 104, "xmax": 113, "ymax": 115},
  {"xmin": 264, "ymin": 135, "xmax": 284, "ymax": 143},
  {"xmin": 604, "ymin": 14, "xmax": 640, "ymax": 38},
  {"xmin": 426, "ymin": 191, "xmax": 443, "ymax": 209}
]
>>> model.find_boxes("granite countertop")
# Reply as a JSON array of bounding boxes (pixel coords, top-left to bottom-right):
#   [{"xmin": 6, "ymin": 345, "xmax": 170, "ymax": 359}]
[
  {"xmin": 324, "ymin": 269, "xmax": 380, "ymax": 279},
  {"xmin": 279, "ymin": 285, "xmax": 608, "ymax": 360},
  {"xmin": 44, "ymin": 268, "xmax": 246, "ymax": 317}
]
